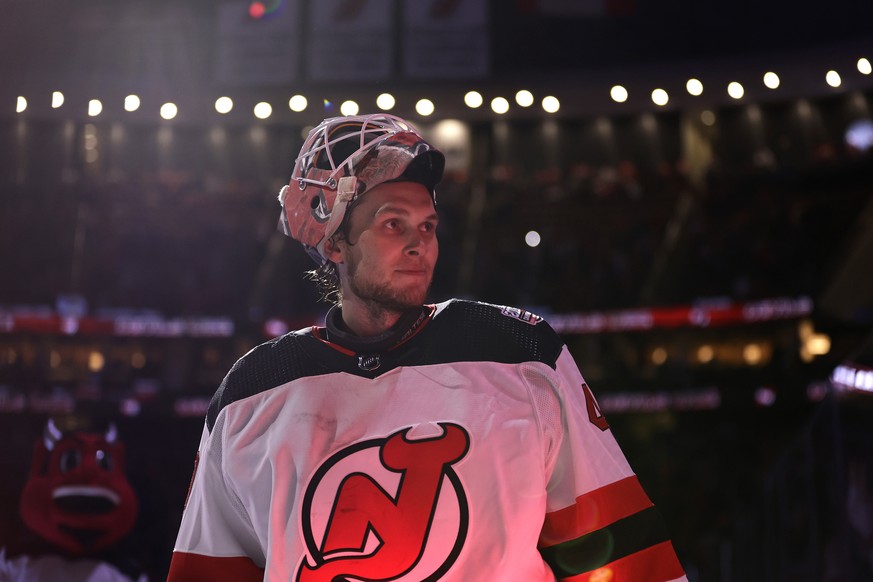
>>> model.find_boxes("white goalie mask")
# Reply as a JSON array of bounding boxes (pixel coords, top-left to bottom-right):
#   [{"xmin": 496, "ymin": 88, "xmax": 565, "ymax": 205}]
[{"xmin": 278, "ymin": 114, "xmax": 445, "ymax": 265}]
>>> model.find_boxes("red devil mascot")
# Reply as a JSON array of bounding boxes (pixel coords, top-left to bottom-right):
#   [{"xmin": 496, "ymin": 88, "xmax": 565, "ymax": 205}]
[{"xmin": 0, "ymin": 416, "xmax": 145, "ymax": 581}]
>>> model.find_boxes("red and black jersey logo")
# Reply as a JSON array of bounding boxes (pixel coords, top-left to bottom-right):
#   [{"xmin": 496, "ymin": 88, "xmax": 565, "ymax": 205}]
[{"xmin": 297, "ymin": 423, "xmax": 470, "ymax": 581}]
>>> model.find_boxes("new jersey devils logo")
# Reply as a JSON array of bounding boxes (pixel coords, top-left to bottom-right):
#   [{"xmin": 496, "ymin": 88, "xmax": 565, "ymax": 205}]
[{"xmin": 297, "ymin": 423, "xmax": 470, "ymax": 581}]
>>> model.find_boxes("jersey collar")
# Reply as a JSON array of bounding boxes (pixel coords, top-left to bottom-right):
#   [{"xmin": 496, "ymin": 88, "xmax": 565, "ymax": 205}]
[{"xmin": 317, "ymin": 304, "xmax": 435, "ymax": 355}]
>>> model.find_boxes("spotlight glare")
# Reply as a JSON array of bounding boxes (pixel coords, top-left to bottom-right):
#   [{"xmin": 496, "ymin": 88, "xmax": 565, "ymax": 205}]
[
  {"xmin": 289, "ymin": 94, "xmax": 308, "ymax": 112},
  {"xmin": 51, "ymin": 91, "xmax": 64, "ymax": 108},
  {"xmin": 376, "ymin": 93, "xmax": 395, "ymax": 111},
  {"xmin": 826, "ymin": 70, "xmax": 842, "ymax": 88},
  {"xmin": 610, "ymin": 85, "xmax": 628, "ymax": 103},
  {"xmin": 859, "ymin": 58, "xmax": 872, "ymax": 75},
  {"xmin": 763, "ymin": 72, "xmax": 780, "ymax": 89},
  {"xmin": 686, "ymin": 78, "xmax": 703, "ymax": 96},
  {"xmin": 215, "ymin": 96, "xmax": 233, "ymax": 114},
  {"xmin": 415, "ymin": 98, "xmax": 434, "ymax": 116},
  {"xmin": 542, "ymin": 96, "xmax": 560, "ymax": 113},
  {"xmin": 160, "ymin": 102, "xmax": 178, "ymax": 120},
  {"xmin": 340, "ymin": 100, "xmax": 359, "ymax": 116},
  {"xmin": 464, "ymin": 91, "xmax": 483, "ymax": 108},
  {"xmin": 253, "ymin": 102, "xmax": 273, "ymax": 119},
  {"xmin": 525, "ymin": 230, "xmax": 541, "ymax": 247},
  {"xmin": 515, "ymin": 90, "xmax": 534, "ymax": 107},
  {"xmin": 16, "ymin": 96, "xmax": 27, "ymax": 113},
  {"xmin": 651, "ymin": 88, "xmax": 669, "ymax": 106},
  {"xmin": 727, "ymin": 81, "xmax": 745, "ymax": 99},
  {"xmin": 88, "ymin": 99, "xmax": 103, "ymax": 117},
  {"xmin": 491, "ymin": 96, "xmax": 510, "ymax": 114}
]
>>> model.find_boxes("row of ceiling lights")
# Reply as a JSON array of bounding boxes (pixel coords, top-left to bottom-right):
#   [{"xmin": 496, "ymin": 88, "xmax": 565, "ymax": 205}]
[
  {"xmin": 13, "ymin": 58, "xmax": 871, "ymax": 121},
  {"xmin": 13, "ymin": 90, "xmax": 562, "ymax": 120}
]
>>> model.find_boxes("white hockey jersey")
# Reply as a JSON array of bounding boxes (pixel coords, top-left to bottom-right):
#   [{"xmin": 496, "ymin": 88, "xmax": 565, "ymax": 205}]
[{"xmin": 169, "ymin": 300, "xmax": 686, "ymax": 581}]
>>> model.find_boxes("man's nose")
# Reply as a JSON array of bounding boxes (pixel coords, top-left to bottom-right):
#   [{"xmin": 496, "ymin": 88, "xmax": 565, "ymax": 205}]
[{"xmin": 404, "ymin": 230, "xmax": 427, "ymax": 256}]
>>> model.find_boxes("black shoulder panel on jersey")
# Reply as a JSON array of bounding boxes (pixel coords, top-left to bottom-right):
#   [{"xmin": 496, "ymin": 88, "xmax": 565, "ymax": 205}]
[
  {"xmin": 205, "ymin": 300, "xmax": 566, "ymax": 431},
  {"xmin": 415, "ymin": 300, "xmax": 564, "ymax": 371},
  {"xmin": 206, "ymin": 331, "xmax": 329, "ymax": 431}
]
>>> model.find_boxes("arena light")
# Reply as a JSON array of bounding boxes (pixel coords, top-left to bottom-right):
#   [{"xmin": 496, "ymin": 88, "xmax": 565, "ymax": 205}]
[
  {"xmin": 651, "ymin": 88, "xmax": 669, "ymax": 106},
  {"xmin": 763, "ymin": 72, "xmax": 780, "ymax": 89},
  {"xmin": 51, "ymin": 91, "xmax": 64, "ymax": 109},
  {"xmin": 859, "ymin": 58, "xmax": 872, "ymax": 75},
  {"xmin": 289, "ymin": 94, "xmax": 307, "ymax": 112},
  {"xmin": 806, "ymin": 333, "xmax": 831, "ymax": 356},
  {"xmin": 525, "ymin": 230, "xmax": 541, "ymax": 247},
  {"xmin": 651, "ymin": 347, "xmax": 668, "ymax": 365},
  {"xmin": 832, "ymin": 364, "xmax": 873, "ymax": 394},
  {"xmin": 743, "ymin": 343, "xmax": 763, "ymax": 365},
  {"xmin": 727, "ymin": 82, "xmax": 744, "ymax": 99},
  {"xmin": 464, "ymin": 90, "xmax": 483, "ymax": 108},
  {"xmin": 826, "ymin": 70, "xmax": 842, "ymax": 88},
  {"xmin": 433, "ymin": 119, "xmax": 468, "ymax": 145},
  {"xmin": 491, "ymin": 96, "xmax": 509, "ymax": 114},
  {"xmin": 515, "ymin": 90, "xmax": 534, "ymax": 107},
  {"xmin": 610, "ymin": 85, "xmax": 628, "ymax": 103},
  {"xmin": 160, "ymin": 102, "xmax": 178, "ymax": 120},
  {"xmin": 376, "ymin": 93, "xmax": 395, "ymax": 111},
  {"xmin": 415, "ymin": 98, "xmax": 434, "ymax": 116},
  {"xmin": 88, "ymin": 99, "xmax": 103, "ymax": 117},
  {"xmin": 16, "ymin": 96, "xmax": 27, "ymax": 113},
  {"xmin": 846, "ymin": 119, "xmax": 873, "ymax": 151},
  {"xmin": 754, "ymin": 387, "xmax": 776, "ymax": 407},
  {"xmin": 124, "ymin": 95, "xmax": 141, "ymax": 112},
  {"xmin": 254, "ymin": 102, "xmax": 273, "ymax": 119},
  {"xmin": 249, "ymin": 1, "xmax": 266, "ymax": 19},
  {"xmin": 696, "ymin": 345, "xmax": 715, "ymax": 364},
  {"xmin": 686, "ymin": 78, "xmax": 703, "ymax": 96},
  {"xmin": 215, "ymin": 97, "xmax": 233, "ymax": 114},
  {"xmin": 88, "ymin": 351, "xmax": 105, "ymax": 372},
  {"xmin": 542, "ymin": 96, "xmax": 560, "ymax": 113},
  {"xmin": 340, "ymin": 100, "xmax": 359, "ymax": 116}
]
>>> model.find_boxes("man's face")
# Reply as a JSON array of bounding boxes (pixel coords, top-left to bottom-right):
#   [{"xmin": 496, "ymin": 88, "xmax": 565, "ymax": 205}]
[{"xmin": 331, "ymin": 181, "xmax": 439, "ymax": 313}]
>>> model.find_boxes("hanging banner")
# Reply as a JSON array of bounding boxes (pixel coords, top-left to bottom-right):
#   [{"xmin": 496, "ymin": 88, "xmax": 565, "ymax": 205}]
[
  {"xmin": 215, "ymin": 0, "xmax": 301, "ymax": 86},
  {"xmin": 525, "ymin": 0, "xmax": 637, "ymax": 17},
  {"xmin": 402, "ymin": 0, "xmax": 489, "ymax": 79},
  {"xmin": 306, "ymin": 0, "xmax": 393, "ymax": 82}
]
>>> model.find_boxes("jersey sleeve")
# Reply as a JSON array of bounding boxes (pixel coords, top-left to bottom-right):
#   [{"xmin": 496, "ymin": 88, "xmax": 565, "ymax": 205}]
[
  {"xmin": 536, "ymin": 346, "xmax": 687, "ymax": 582},
  {"xmin": 168, "ymin": 418, "xmax": 265, "ymax": 582}
]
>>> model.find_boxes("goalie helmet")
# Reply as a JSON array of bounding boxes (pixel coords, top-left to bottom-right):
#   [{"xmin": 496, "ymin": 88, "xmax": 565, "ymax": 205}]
[{"xmin": 278, "ymin": 113, "xmax": 445, "ymax": 265}]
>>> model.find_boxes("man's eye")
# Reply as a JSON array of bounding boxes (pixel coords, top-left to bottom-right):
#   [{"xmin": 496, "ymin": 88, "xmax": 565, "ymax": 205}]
[
  {"xmin": 385, "ymin": 220, "xmax": 399, "ymax": 230},
  {"xmin": 422, "ymin": 222, "xmax": 435, "ymax": 232}
]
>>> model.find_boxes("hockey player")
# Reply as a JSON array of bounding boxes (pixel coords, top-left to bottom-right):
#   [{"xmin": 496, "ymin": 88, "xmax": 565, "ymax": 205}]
[{"xmin": 168, "ymin": 114, "xmax": 687, "ymax": 581}]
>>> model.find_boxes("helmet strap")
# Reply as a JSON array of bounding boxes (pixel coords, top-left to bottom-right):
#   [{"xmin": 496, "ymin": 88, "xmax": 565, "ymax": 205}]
[{"xmin": 317, "ymin": 176, "xmax": 358, "ymax": 259}]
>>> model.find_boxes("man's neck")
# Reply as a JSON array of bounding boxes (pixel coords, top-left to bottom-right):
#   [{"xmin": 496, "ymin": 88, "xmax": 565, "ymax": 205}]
[{"xmin": 339, "ymin": 296, "xmax": 409, "ymax": 337}]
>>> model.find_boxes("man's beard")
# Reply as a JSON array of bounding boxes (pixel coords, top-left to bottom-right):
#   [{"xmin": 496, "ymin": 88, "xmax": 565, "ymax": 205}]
[{"xmin": 346, "ymin": 260, "xmax": 432, "ymax": 316}]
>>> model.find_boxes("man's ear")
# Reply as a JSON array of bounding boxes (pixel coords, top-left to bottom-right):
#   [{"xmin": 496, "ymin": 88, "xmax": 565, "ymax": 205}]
[{"xmin": 323, "ymin": 236, "xmax": 344, "ymax": 264}]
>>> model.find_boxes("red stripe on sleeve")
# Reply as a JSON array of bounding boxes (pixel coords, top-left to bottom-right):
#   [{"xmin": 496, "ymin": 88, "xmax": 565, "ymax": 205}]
[
  {"xmin": 167, "ymin": 552, "xmax": 265, "ymax": 582},
  {"xmin": 561, "ymin": 540, "xmax": 686, "ymax": 582},
  {"xmin": 540, "ymin": 476, "xmax": 654, "ymax": 546}
]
